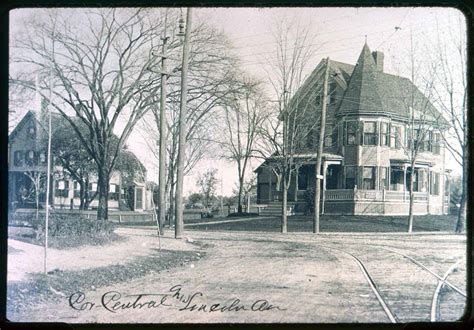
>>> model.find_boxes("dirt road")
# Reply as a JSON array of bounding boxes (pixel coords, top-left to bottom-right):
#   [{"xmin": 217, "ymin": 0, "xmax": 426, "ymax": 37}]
[{"xmin": 8, "ymin": 227, "xmax": 466, "ymax": 323}]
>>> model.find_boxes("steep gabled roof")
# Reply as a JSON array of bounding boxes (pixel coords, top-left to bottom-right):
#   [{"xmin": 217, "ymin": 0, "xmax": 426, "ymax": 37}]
[
  {"xmin": 337, "ymin": 42, "xmax": 385, "ymax": 117},
  {"xmin": 336, "ymin": 43, "xmax": 447, "ymax": 125}
]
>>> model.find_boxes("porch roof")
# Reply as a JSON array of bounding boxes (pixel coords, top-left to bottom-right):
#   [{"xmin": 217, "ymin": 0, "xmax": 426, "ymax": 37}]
[
  {"xmin": 390, "ymin": 159, "xmax": 432, "ymax": 167},
  {"xmin": 254, "ymin": 152, "xmax": 343, "ymax": 172}
]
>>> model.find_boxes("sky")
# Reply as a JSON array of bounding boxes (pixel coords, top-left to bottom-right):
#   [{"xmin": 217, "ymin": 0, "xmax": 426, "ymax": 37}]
[{"xmin": 9, "ymin": 7, "xmax": 466, "ymax": 196}]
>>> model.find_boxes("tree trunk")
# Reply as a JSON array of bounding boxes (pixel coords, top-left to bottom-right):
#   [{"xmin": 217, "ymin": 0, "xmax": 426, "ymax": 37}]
[
  {"xmin": 79, "ymin": 180, "xmax": 85, "ymax": 210},
  {"xmin": 408, "ymin": 165, "xmax": 415, "ymax": 233},
  {"xmin": 281, "ymin": 175, "xmax": 288, "ymax": 233},
  {"xmin": 168, "ymin": 181, "xmax": 176, "ymax": 228},
  {"xmin": 237, "ymin": 176, "xmax": 244, "ymax": 213},
  {"xmin": 455, "ymin": 151, "xmax": 467, "ymax": 233},
  {"xmin": 35, "ymin": 175, "xmax": 40, "ymax": 222},
  {"xmin": 97, "ymin": 167, "xmax": 109, "ymax": 220}
]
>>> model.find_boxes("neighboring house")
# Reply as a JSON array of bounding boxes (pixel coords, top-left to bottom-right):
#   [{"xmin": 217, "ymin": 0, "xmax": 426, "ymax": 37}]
[
  {"xmin": 256, "ymin": 42, "xmax": 451, "ymax": 216},
  {"xmin": 8, "ymin": 107, "xmax": 153, "ymax": 213}
]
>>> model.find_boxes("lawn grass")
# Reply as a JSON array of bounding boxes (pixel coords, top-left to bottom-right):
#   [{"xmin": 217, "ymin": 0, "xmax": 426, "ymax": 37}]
[
  {"xmin": 7, "ymin": 248, "xmax": 205, "ymax": 318},
  {"xmin": 185, "ymin": 214, "xmax": 460, "ymax": 233}
]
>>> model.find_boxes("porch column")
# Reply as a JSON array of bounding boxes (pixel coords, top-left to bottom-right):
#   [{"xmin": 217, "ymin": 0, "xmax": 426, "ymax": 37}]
[
  {"xmin": 322, "ymin": 162, "xmax": 328, "ymax": 214},
  {"xmin": 268, "ymin": 169, "xmax": 272, "ymax": 203},
  {"xmin": 294, "ymin": 167, "xmax": 299, "ymax": 202},
  {"xmin": 403, "ymin": 165, "xmax": 407, "ymax": 202},
  {"xmin": 427, "ymin": 169, "xmax": 431, "ymax": 214}
]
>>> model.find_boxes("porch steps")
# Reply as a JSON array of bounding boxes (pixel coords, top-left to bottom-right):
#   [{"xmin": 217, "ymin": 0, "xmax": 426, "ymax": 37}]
[{"xmin": 260, "ymin": 201, "xmax": 296, "ymax": 216}]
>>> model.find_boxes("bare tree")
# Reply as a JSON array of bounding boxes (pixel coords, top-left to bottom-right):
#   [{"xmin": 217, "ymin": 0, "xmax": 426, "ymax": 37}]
[
  {"xmin": 256, "ymin": 20, "xmax": 317, "ymax": 233},
  {"xmin": 10, "ymin": 9, "xmax": 166, "ymax": 220},
  {"xmin": 22, "ymin": 171, "xmax": 47, "ymax": 221},
  {"xmin": 138, "ymin": 16, "xmax": 243, "ymax": 226},
  {"xmin": 392, "ymin": 32, "xmax": 446, "ymax": 232},
  {"xmin": 430, "ymin": 14, "xmax": 467, "ymax": 232},
  {"xmin": 196, "ymin": 168, "xmax": 219, "ymax": 208},
  {"xmin": 219, "ymin": 77, "xmax": 267, "ymax": 214}
]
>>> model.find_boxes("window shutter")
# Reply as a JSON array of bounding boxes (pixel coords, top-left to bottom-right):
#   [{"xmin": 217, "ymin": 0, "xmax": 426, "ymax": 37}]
[{"xmin": 358, "ymin": 121, "xmax": 364, "ymax": 145}]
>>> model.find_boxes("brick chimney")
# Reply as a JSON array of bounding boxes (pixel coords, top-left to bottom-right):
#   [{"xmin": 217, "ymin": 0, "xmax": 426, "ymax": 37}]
[{"xmin": 372, "ymin": 51, "xmax": 384, "ymax": 71}]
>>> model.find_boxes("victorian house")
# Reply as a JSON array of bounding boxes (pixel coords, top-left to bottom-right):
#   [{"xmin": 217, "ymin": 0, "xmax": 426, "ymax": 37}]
[
  {"xmin": 256, "ymin": 42, "xmax": 450, "ymax": 216},
  {"xmin": 8, "ymin": 106, "xmax": 152, "ymax": 213}
]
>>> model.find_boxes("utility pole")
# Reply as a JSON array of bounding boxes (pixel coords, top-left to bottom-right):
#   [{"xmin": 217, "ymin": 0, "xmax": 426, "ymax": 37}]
[
  {"xmin": 44, "ymin": 27, "xmax": 56, "ymax": 274},
  {"xmin": 175, "ymin": 8, "xmax": 192, "ymax": 239},
  {"xmin": 158, "ymin": 16, "xmax": 169, "ymax": 234},
  {"xmin": 313, "ymin": 57, "xmax": 330, "ymax": 234}
]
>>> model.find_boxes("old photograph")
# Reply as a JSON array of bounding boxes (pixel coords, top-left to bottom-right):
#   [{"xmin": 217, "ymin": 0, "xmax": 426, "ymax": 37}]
[{"xmin": 7, "ymin": 7, "xmax": 467, "ymax": 323}]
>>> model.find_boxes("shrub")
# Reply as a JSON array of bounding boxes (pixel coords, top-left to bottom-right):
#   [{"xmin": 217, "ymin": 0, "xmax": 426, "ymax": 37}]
[{"xmin": 14, "ymin": 213, "xmax": 118, "ymax": 248}]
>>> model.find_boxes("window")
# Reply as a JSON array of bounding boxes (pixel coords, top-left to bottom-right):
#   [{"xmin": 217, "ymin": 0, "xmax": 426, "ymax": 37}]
[
  {"xmin": 315, "ymin": 95, "xmax": 321, "ymax": 105},
  {"xmin": 39, "ymin": 152, "xmax": 47, "ymax": 164},
  {"xmin": 74, "ymin": 181, "xmax": 81, "ymax": 198},
  {"xmin": 432, "ymin": 132, "xmax": 441, "ymax": 155},
  {"xmin": 345, "ymin": 121, "xmax": 358, "ymax": 145},
  {"xmin": 363, "ymin": 122, "xmax": 377, "ymax": 145},
  {"xmin": 89, "ymin": 183, "xmax": 98, "ymax": 192},
  {"xmin": 430, "ymin": 172, "xmax": 440, "ymax": 195},
  {"xmin": 25, "ymin": 150, "xmax": 37, "ymax": 166},
  {"xmin": 329, "ymin": 83, "xmax": 337, "ymax": 105},
  {"xmin": 345, "ymin": 166, "xmax": 357, "ymax": 189},
  {"xmin": 14, "ymin": 150, "xmax": 24, "ymax": 166},
  {"xmin": 391, "ymin": 125, "xmax": 401, "ymax": 149},
  {"xmin": 407, "ymin": 169, "xmax": 419, "ymax": 192},
  {"xmin": 380, "ymin": 167, "xmax": 389, "ymax": 189},
  {"xmin": 380, "ymin": 122, "xmax": 390, "ymax": 146},
  {"xmin": 55, "ymin": 180, "xmax": 69, "ymax": 198},
  {"xmin": 324, "ymin": 135, "xmax": 332, "ymax": 148},
  {"xmin": 297, "ymin": 171, "xmax": 308, "ymax": 190},
  {"xmin": 332, "ymin": 126, "xmax": 339, "ymax": 148},
  {"xmin": 110, "ymin": 184, "xmax": 119, "ymax": 201},
  {"xmin": 362, "ymin": 166, "xmax": 376, "ymax": 190},
  {"xmin": 27, "ymin": 125, "xmax": 36, "ymax": 139}
]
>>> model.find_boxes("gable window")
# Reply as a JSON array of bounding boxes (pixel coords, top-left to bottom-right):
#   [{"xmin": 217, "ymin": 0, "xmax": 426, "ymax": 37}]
[
  {"xmin": 362, "ymin": 166, "xmax": 376, "ymax": 190},
  {"xmin": 345, "ymin": 121, "xmax": 358, "ymax": 145},
  {"xmin": 363, "ymin": 122, "xmax": 377, "ymax": 145},
  {"xmin": 344, "ymin": 166, "xmax": 357, "ymax": 189},
  {"xmin": 27, "ymin": 125, "xmax": 36, "ymax": 139},
  {"xmin": 380, "ymin": 122, "xmax": 390, "ymax": 146}
]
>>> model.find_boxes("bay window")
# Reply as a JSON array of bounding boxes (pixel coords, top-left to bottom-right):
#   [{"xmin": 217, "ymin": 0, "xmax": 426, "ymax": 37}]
[
  {"xmin": 363, "ymin": 122, "xmax": 377, "ymax": 145},
  {"xmin": 380, "ymin": 122, "xmax": 390, "ymax": 146},
  {"xmin": 345, "ymin": 121, "xmax": 358, "ymax": 145},
  {"xmin": 362, "ymin": 166, "xmax": 376, "ymax": 190}
]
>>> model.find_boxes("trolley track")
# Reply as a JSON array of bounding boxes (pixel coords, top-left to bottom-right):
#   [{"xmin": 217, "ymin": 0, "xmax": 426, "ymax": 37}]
[{"xmin": 316, "ymin": 242, "xmax": 466, "ymax": 323}]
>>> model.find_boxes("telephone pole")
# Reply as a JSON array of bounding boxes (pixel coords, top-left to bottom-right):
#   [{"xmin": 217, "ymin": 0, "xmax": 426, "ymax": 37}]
[
  {"xmin": 313, "ymin": 57, "xmax": 330, "ymax": 234},
  {"xmin": 158, "ymin": 25, "xmax": 169, "ymax": 234},
  {"xmin": 175, "ymin": 8, "xmax": 192, "ymax": 239}
]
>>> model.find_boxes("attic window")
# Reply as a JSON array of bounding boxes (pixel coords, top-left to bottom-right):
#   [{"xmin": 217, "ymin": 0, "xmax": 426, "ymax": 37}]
[{"xmin": 27, "ymin": 126, "xmax": 36, "ymax": 139}]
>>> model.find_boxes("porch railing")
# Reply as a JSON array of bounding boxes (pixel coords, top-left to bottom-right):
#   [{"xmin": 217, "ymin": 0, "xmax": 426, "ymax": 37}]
[{"xmin": 325, "ymin": 189, "xmax": 428, "ymax": 202}]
